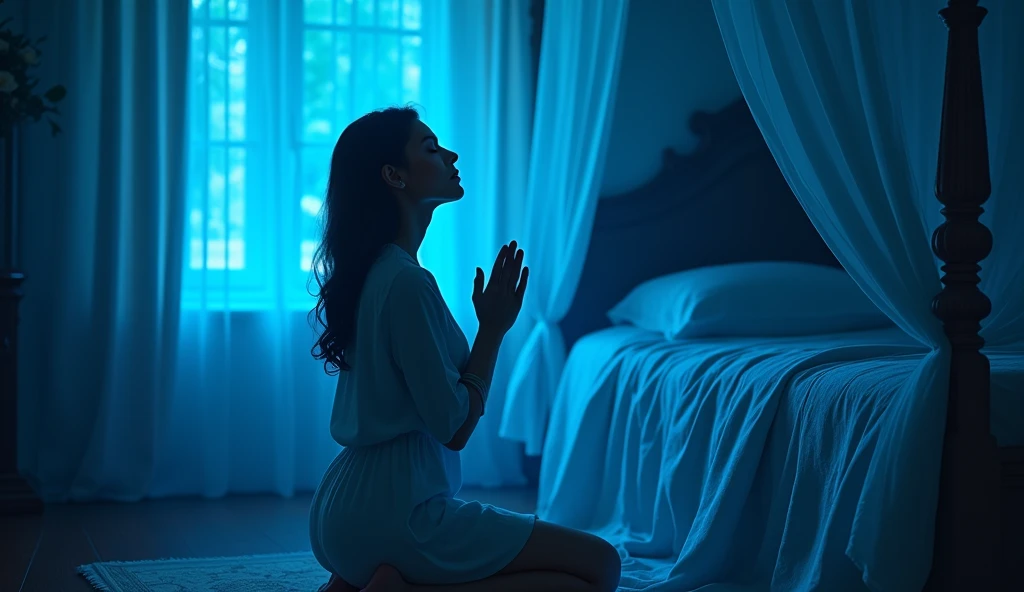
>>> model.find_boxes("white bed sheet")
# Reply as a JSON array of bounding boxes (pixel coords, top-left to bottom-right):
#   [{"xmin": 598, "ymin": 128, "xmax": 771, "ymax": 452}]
[{"xmin": 537, "ymin": 325, "xmax": 1023, "ymax": 591}]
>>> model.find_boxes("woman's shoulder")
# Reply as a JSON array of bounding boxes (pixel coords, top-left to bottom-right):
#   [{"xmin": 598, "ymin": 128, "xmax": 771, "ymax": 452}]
[
  {"xmin": 369, "ymin": 247, "xmax": 438, "ymax": 303},
  {"xmin": 389, "ymin": 264, "xmax": 443, "ymax": 304},
  {"xmin": 367, "ymin": 244, "xmax": 420, "ymax": 282},
  {"xmin": 387, "ymin": 265, "xmax": 429, "ymax": 297}
]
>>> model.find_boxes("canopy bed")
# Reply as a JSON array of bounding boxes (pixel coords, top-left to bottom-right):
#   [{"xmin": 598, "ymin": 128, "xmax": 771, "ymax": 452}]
[{"xmin": 536, "ymin": 1, "xmax": 1023, "ymax": 590}]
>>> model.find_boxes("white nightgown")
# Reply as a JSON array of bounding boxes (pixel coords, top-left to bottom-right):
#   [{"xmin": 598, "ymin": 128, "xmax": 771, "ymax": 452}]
[{"xmin": 309, "ymin": 243, "xmax": 536, "ymax": 587}]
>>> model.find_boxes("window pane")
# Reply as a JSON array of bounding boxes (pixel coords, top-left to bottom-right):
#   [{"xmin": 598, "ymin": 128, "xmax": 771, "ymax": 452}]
[
  {"xmin": 402, "ymin": 0, "xmax": 421, "ymax": 30},
  {"xmin": 378, "ymin": 0, "xmax": 399, "ymax": 28},
  {"xmin": 304, "ymin": 0, "xmax": 332, "ymax": 24},
  {"xmin": 210, "ymin": 0, "xmax": 226, "ymax": 20},
  {"xmin": 228, "ymin": 238, "xmax": 245, "ymax": 271},
  {"xmin": 228, "ymin": 26, "xmax": 247, "ymax": 141},
  {"xmin": 188, "ymin": 150, "xmax": 207, "ymax": 270},
  {"xmin": 227, "ymin": 147, "xmax": 246, "ymax": 271},
  {"xmin": 335, "ymin": 33, "xmax": 352, "ymax": 123},
  {"xmin": 188, "ymin": 9, "xmax": 207, "ymax": 271},
  {"xmin": 336, "ymin": 0, "xmax": 353, "ymax": 25},
  {"xmin": 377, "ymin": 34, "xmax": 400, "ymax": 107},
  {"xmin": 356, "ymin": 0, "xmax": 376, "ymax": 27},
  {"xmin": 300, "ymin": 147, "xmax": 331, "ymax": 272},
  {"xmin": 354, "ymin": 32, "xmax": 377, "ymax": 115},
  {"xmin": 189, "ymin": 237, "xmax": 204, "ymax": 270},
  {"xmin": 205, "ymin": 240, "xmax": 225, "ymax": 270},
  {"xmin": 401, "ymin": 35, "xmax": 422, "ymax": 103},
  {"xmin": 190, "ymin": 27, "xmax": 208, "ymax": 133},
  {"xmin": 206, "ymin": 145, "xmax": 227, "ymax": 269},
  {"xmin": 209, "ymin": 26, "xmax": 227, "ymax": 141},
  {"xmin": 228, "ymin": 0, "xmax": 248, "ymax": 20},
  {"xmin": 301, "ymin": 147, "xmax": 331, "ymax": 208},
  {"xmin": 301, "ymin": 239, "xmax": 318, "ymax": 273},
  {"xmin": 304, "ymin": 30, "xmax": 335, "ymax": 141}
]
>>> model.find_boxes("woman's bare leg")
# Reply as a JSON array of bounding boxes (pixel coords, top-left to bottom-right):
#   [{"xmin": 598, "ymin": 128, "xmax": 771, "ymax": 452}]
[
  {"xmin": 317, "ymin": 573, "xmax": 359, "ymax": 592},
  {"xmin": 363, "ymin": 520, "xmax": 621, "ymax": 592},
  {"xmin": 363, "ymin": 564, "xmax": 592, "ymax": 591}
]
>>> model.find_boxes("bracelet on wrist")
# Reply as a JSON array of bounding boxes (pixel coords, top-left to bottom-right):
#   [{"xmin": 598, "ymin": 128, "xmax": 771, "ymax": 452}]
[{"xmin": 459, "ymin": 372, "xmax": 489, "ymax": 416}]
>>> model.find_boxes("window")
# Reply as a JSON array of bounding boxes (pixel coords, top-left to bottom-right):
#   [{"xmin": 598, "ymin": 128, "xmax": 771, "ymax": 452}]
[
  {"xmin": 185, "ymin": 0, "xmax": 424, "ymax": 308},
  {"xmin": 187, "ymin": 0, "xmax": 250, "ymax": 279}
]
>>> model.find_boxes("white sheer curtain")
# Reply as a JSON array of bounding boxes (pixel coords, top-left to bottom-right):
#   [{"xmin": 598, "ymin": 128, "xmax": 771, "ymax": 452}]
[
  {"xmin": 712, "ymin": 1, "xmax": 1024, "ymax": 590},
  {"xmin": 16, "ymin": 0, "xmax": 189, "ymax": 501},
  {"xmin": 153, "ymin": 0, "xmax": 536, "ymax": 497},
  {"xmin": 500, "ymin": 0, "xmax": 631, "ymax": 455}
]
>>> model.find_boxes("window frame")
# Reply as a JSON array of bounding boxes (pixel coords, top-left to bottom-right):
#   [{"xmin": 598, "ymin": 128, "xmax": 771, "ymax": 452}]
[
  {"xmin": 183, "ymin": 0, "xmax": 266, "ymax": 307},
  {"xmin": 183, "ymin": 0, "xmax": 426, "ymax": 310}
]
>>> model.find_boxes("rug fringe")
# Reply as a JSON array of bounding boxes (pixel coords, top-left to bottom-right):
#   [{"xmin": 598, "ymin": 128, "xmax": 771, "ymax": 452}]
[
  {"xmin": 77, "ymin": 550, "xmax": 315, "ymax": 568},
  {"xmin": 77, "ymin": 565, "xmax": 115, "ymax": 591}
]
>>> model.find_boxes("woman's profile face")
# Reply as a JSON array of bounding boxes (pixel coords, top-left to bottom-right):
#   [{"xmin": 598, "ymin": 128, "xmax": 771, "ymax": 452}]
[{"xmin": 389, "ymin": 119, "xmax": 464, "ymax": 204}]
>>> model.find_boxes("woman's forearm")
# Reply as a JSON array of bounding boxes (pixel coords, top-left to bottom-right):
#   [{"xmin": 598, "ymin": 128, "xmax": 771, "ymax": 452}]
[
  {"xmin": 464, "ymin": 327, "xmax": 503, "ymax": 389},
  {"xmin": 444, "ymin": 328, "xmax": 504, "ymax": 451}
]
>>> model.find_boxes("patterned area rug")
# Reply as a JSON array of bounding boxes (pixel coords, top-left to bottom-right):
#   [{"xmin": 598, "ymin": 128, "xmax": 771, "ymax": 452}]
[{"xmin": 78, "ymin": 551, "xmax": 329, "ymax": 592}]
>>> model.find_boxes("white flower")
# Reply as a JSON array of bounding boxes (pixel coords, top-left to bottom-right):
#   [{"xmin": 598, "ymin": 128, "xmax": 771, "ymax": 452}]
[
  {"xmin": 0, "ymin": 71, "xmax": 18, "ymax": 93},
  {"xmin": 20, "ymin": 48, "xmax": 39, "ymax": 66},
  {"xmin": 0, "ymin": 40, "xmax": 9, "ymax": 53}
]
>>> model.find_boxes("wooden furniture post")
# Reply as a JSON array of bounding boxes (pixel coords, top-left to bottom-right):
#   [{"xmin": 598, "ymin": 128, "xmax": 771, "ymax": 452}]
[
  {"xmin": 928, "ymin": 0, "xmax": 1000, "ymax": 588},
  {"xmin": 0, "ymin": 269, "xmax": 41, "ymax": 515}
]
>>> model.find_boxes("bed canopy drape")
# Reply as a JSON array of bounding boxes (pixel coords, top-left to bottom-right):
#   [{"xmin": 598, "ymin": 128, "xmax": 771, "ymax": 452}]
[
  {"xmin": 499, "ymin": 0, "xmax": 630, "ymax": 455},
  {"xmin": 712, "ymin": 0, "xmax": 1024, "ymax": 590}
]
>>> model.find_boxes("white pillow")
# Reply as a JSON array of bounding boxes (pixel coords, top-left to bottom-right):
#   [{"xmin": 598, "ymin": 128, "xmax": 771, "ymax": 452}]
[{"xmin": 606, "ymin": 261, "xmax": 892, "ymax": 339}]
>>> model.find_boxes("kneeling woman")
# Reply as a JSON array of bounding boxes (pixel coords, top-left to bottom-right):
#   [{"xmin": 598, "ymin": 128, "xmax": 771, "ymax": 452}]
[{"xmin": 307, "ymin": 107, "xmax": 622, "ymax": 592}]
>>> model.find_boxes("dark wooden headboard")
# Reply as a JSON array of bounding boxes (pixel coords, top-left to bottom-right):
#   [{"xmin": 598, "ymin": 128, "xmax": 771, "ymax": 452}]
[{"xmin": 559, "ymin": 98, "xmax": 841, "ymax": 350}]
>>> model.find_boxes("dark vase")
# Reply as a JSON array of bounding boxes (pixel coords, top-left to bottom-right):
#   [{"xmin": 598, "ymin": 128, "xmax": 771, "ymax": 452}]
[{"xmin": 0, "ymin": 126, "xmax": 42, "ymax": 515}]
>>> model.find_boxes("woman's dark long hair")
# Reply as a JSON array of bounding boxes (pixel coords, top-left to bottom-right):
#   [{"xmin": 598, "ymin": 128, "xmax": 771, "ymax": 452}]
[{"xmin": 309, "ymin": 106, "xmax": 420, "ymax": 374}]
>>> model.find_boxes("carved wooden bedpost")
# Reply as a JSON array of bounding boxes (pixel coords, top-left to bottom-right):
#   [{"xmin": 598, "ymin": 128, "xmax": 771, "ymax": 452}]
[{"xmin": 927, "ymin": 0, "xmax": 1000, "ymax": 589}]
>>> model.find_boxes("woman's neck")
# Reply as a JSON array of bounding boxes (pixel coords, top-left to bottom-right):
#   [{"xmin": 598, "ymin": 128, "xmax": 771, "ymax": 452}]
[{"xmin": 394, "ymin": 204, "xmax": 435, "ymax": 260}]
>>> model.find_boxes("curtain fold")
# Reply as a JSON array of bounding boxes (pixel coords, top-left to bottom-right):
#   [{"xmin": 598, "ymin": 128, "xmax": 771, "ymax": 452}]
[
  {"xmin": 17, "ymin": 0, "xmax": 189, "ymax": 501},
  {"xmin": 712, "ymin": 1, "xmax": 1024, "ymax": 590},
  {"xmin": 500, "ymin": 0, "xmax": 630, "ymax": 455}
]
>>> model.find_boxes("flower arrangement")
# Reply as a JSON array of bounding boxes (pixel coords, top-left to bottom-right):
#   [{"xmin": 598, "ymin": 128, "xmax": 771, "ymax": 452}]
[{"xmin": 0, "ymin": 0, "xmax": 65, "ymax": 138}]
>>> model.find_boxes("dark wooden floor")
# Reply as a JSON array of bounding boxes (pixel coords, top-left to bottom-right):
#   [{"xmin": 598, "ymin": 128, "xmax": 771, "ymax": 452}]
[{"xmin": 1, "ymin": 487, "xmax": 538, "ymax": 592}]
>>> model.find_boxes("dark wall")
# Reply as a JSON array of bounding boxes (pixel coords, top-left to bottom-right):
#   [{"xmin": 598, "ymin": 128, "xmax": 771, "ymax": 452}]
[{"xmin": 603, "ymin": 0, "xmax": 742, "ymax": 196}]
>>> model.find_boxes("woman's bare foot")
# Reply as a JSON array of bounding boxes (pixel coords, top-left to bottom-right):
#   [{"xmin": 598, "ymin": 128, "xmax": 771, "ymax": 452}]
[
  {"xmin": 361, "ymin": 564, "xmax": 408, "ymax": 592},
  {"xmin": 317, "ymin": 573, "xmax": 359, "ymax": 592}
]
